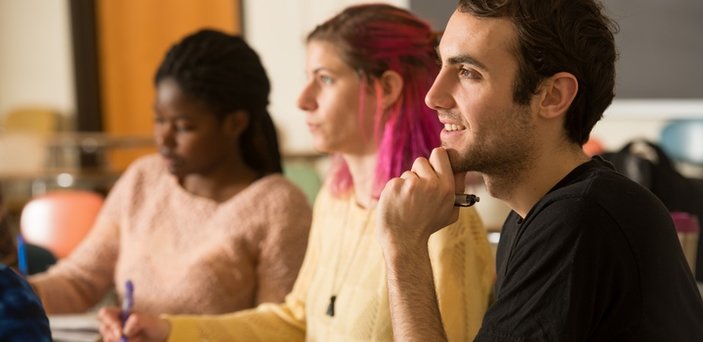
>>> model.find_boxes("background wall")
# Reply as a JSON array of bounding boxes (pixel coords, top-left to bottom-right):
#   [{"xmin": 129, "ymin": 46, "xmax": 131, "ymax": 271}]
[
  {"xmin": 0, "ymin": 0, "xmax": 74, "ymax": 126},
  {"xmin": 607, "ymin": 0, "xmax": 703, "ymax": 99}
]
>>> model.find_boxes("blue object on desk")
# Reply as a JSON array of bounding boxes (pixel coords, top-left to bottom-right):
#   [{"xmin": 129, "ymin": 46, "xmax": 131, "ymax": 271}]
[
  {"xmin": 16, "ymin": 235, "xmax": 28, "ymax": 277},
  {"xmin": 15, "ymin": 237, "xmax": 55, "ymax": 276}
]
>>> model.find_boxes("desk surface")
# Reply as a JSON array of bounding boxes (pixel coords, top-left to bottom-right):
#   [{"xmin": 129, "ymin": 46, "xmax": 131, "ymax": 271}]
[{"xmin": 49, "ymin": 313, "xmax": 100, "ymax": 342}]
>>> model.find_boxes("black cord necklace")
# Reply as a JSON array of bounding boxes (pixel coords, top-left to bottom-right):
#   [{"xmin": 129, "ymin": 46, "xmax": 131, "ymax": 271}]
[
  {"xmin": 326, "ymin": 198, "xmax": 372, "ymax": 317},
  {"xmin": 326, "ymin": 295, "xmax": 337, "ymax": 317}
]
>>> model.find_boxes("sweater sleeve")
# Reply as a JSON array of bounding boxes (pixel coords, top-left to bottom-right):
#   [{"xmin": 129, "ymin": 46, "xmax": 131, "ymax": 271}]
[
  {"xmin": 429, "ymin": 206, "xmax": 494, "ymax": 341},
  {"xmin": 254, "ymin": 179, "xmax": 312, "ymax": 305},
  {"xmin": 28, "ymin": 163, "xmax": 134, "ymax": 314},
  {"xmin": 164, "ymin": 188, "xmax": 327, "ymax": 341},
  {"xmin": 165, "ymin": 241, "xmax": 315, "ymax": 341},
  {"xmin": 28, "ymin": 211, "xmax": 120, "ymax": 314},
  {"xmin": 165, "ymin": 299, "xmax": 306, "ymax": 342}
]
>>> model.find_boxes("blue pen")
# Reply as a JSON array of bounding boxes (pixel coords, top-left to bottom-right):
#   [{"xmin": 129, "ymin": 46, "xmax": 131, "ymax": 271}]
[
  {"xmin": 16, "ymin": 235, "xmax": 28, "ymax": 276},
  {"xmin": 120, "ymin": 280, "xmax": 134, "ymax": 342}
]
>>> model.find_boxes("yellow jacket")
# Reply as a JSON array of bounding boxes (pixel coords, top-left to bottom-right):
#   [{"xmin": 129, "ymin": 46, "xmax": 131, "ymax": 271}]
[{"xmin": 165, "ymin": 186, "xmax": 494, "ymax": 341}]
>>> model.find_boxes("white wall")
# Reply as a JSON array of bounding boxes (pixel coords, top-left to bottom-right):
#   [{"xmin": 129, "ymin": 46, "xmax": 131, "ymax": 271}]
[
  {"xmin": 0, "ymin": 0, "xmax": 74, "ymax": 126},
  {"xmin": 243, "ymin": 0, "xmax": 408, "ymax": 154}
]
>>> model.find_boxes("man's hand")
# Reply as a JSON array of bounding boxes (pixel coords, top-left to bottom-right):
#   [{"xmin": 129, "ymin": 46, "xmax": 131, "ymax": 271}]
[
  {"xmin": 376, "ymin": 147, "xmax": 466, "ymax": 256},
  {"xmin": 375, "ymin": 147, "xmax": 465, "ymax": 342}
]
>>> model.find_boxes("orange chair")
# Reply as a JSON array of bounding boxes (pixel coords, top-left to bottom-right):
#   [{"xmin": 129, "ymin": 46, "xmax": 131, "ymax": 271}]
[{"xmin": 20, "ymin": 190, "xmax": 104, "ymax": 259}]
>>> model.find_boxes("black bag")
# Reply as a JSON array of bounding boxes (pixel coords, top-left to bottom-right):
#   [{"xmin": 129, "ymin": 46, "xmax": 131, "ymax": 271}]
[{"xmin": 600, "ymin": 139, "xmax": 703, "ymax": 281}]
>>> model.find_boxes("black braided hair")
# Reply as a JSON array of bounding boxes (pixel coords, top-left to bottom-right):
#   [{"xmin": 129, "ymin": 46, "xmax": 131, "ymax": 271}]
[{"xmin": 155, "ymin": 29, "xmax": 283, "ymax": 176}]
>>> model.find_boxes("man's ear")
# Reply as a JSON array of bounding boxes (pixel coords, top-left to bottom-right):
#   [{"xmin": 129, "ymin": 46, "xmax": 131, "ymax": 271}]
[
  {"xmin": 379, "ymin": 70, "xmax": 404, "ymax": 110},
  {"xmin": 536, "ymin": 72, "xmax": 578, "ymax": 119},
  {"xmin": 223, "ymin": 110, "xmax": 249, "ymax": 137}
]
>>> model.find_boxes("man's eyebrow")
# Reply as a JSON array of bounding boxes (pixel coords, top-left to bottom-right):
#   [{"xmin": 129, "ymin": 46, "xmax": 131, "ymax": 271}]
[{"xmin": 447, "ymin": 54, "xmax": 487, "ymax": 70}]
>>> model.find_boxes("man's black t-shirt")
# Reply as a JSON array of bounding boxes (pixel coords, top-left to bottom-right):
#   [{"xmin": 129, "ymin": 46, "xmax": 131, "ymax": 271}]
[{"xmin": 476, "ymin": 157, "xmax": 703, "ymax": 341}]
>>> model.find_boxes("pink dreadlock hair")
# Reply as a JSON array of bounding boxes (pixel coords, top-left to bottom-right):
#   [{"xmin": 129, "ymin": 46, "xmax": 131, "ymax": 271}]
[{"xmin": 307, "ymin": 3, "xmax": 442, "ymax": 198}]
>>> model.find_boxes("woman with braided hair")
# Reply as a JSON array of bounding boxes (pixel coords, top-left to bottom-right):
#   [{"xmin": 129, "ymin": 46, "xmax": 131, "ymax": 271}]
[{"xmin": 28, "ymin": 29, "xmax": 312, "ymax": 315}]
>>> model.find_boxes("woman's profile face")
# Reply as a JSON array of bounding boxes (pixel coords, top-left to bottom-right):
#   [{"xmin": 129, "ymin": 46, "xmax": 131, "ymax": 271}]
[
  {"xmin": 297, "ymin": 40, "xmax": 377, "ymax": 156},
  {"xmin": 153, "ymin": 78, "xmax": 236, "ymax": 178}
]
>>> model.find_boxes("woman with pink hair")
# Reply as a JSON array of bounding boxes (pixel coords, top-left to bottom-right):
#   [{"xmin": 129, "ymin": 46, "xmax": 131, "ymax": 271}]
[{"xmin": 99, "ymin": 4, "xmax": 494, "ymax": 341}]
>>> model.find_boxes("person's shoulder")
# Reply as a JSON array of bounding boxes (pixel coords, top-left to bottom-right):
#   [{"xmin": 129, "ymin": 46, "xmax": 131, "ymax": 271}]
[
  {"xmin": 543, "ymin": 158, "xmax": 655, "ymax": 213},
  {"xmin": 574, "ymin": 157, "xmax": 652, "ymax": 196},
  {"xmin": 580, "ymin": 162, "xmax": 666, "ymax": 216},
  {"xmin": 123, "ymin": 154, "xmax": 165, "ymax": 174},
  {"xmin": 249, "ymin": 174, "xmax": 306, "ymax": 197},
  {"xmin": 114, "ymin": 154, "xmax": 167, "ymax": 187},
  {"xmin": 524, "ymin": 165, "xmax": 615, "ymax": 236},
  {"xmin": 243, "ymin": 174, "xmax": 312, "ymax": 208},
  {"xmin": 0, "ymin": 263, "xmax": 29, "ymax": 289},
  {"xmin": 0, "ymin": 264, "xmax": 51, "ymax": 341},
  {"xmin": 531, "ymin": 160, "xmax": 669, "ymax": 238},
  {"xmin": 0, "ymin": 263, "xmax": 16, "ymax": 285}
]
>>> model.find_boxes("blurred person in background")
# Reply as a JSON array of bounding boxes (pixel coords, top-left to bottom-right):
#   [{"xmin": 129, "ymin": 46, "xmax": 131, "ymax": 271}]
[{"xmin": 28, "ymin": 29, "xmax": 312, "ymax": 316}]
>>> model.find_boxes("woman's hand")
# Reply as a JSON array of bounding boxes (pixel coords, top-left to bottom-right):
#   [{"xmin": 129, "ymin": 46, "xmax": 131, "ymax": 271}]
[{"xmin": 98, "ymin": 306, "xmax": 171, "ymax": 342}]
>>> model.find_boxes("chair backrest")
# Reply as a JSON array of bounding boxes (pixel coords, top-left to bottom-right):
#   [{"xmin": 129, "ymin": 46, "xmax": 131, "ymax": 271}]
[
  {"xmin": 20, "ymin": 190, "xmax": 104, "ymax": 259},
  {"xmin": 2, "ymin": 107, "xmax": 59, "ymax": 135}
]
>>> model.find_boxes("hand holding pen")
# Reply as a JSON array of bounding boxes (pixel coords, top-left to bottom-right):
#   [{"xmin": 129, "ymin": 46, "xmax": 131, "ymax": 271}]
[
  {"xmin": 378, "ymin": 148, "xmax": 472, "ymax": 247},
  {"xmin": 120, "ymin": 280, "xmax": 134, "ymax": 342},
  {"xmin": 98, "ymin": 305, "xmax": 172, "ymax": 342}
]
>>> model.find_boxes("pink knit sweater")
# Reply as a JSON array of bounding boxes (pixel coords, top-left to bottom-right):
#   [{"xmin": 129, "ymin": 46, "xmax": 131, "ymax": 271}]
[{"xmin": 29, "ymin": 155, "xmax": 312, "ymax": 315}]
